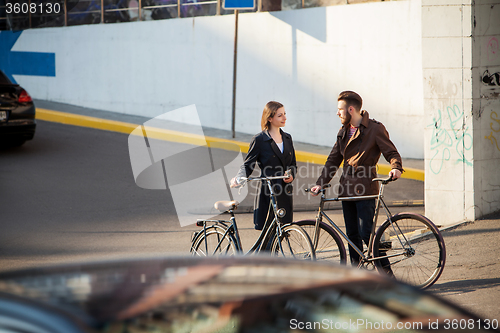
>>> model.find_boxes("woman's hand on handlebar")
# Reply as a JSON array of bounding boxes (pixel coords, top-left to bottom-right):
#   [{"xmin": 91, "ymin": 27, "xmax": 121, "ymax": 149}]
[
  {"xmin": 230, "ymin": 177, "xmax": 243, "ymax": 188},
  {"xmin": 283, "ymin": 174, "xmax": 294, "ymax": 183}
]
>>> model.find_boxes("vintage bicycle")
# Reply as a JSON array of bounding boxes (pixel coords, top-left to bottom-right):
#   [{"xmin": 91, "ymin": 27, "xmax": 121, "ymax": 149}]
[
  {"xmin": 190, "ymin": 172, "xmax": 316, "ymax": 260},
  {"xmin": 294, "ymin": 177, "xmax": 446, "ymax": 289}
]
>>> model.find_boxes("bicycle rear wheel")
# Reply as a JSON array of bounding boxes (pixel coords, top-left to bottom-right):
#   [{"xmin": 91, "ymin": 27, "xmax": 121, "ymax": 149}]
[
  {"xmin": 270, "ymin": 224, "xmax": 316, "ymax": 260},
  {"xmin": 190, "ymin": 225, "xmax": 238, "ymax": 256},
  {"xmin": 372, "ymin": 213, "xmax": 446, "ymax": 289},
  {"xmin": 293, "ymin": 220, "xmax": 347, "ymax": 265}
]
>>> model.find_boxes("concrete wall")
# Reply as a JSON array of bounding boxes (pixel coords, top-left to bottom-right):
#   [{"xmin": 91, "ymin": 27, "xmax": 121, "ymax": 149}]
[
  {"xmin": 422, "ymin": 0, "xmax": 500, "ymax": 225},
  {"xmin": 473, "ymin": 0, "xmax": 500, "ymax": 218},
  {"xmin": 11, "ymin": 0, "xmax": 424, "ymax": 158}
]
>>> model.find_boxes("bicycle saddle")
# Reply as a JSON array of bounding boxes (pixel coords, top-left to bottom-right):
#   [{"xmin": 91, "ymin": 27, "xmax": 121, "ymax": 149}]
[{"xmin": 214, "ymin": 200, "xmax": 240, "ymax": 212}]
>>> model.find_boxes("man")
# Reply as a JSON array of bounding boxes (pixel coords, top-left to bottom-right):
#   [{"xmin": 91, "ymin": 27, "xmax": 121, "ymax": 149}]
[{"xmin": 311, "ymin": 91, "xmax": 403, "ymax": 270}]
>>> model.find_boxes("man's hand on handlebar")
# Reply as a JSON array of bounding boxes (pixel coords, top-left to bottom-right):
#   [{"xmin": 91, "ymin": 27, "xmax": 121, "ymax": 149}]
[
  {"xmin": 310, "ymin": 185, "xmax": 322, "ymax": 196},
  {"xmin": 388, "ymin": 168, "xmax": 402, "ymax": 180}
]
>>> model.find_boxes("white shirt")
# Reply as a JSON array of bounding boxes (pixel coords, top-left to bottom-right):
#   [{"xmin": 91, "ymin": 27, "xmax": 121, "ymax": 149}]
[{"xmin": 277, "ymin": 141, "xmax": 284, "ymax": 153}]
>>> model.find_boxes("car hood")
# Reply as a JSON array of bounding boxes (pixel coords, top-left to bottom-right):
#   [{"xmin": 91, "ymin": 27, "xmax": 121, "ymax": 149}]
[{"xmin": 0, "ymin": 256, "xmax": 489, "ymax": 333}]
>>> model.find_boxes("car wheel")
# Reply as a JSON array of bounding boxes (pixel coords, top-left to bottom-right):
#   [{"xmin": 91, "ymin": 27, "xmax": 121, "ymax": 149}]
[
  {"xmin": 13, "ymin": 140, "xmax": 26, "ymax": 146},
  {"xmin": 2, "ymin": 139, "xmax": 27, "ymax": 148}
]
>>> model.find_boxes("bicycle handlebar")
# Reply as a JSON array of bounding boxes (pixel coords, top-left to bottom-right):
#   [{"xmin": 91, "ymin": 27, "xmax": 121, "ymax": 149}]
[
  {"xmin": 304, "ymin": 176, "xmax": 396, "ymax": 194},
  {"xmin": 304, "ymin": 184, "xmax": 331, "ymax": 193},
  {"xmin": 244, "ymin": 174, "xmax": 290, "ymax": 182},
  {"xmin": 373, "ymin": 176, "xmax": 396, "ymax": 184},
  {"xmin": 236, "ymin": 170, "xmax": 292, "ymax": 186}
]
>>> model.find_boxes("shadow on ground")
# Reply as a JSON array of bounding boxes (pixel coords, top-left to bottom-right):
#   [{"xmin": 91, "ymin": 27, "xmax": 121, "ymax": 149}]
[
  {"xmin": 441, "ymin": 227, "xmax": 500, "ymax": 238},
  {"xmin": 431, "ymin": 278, "xmax": 500, "ymax": 296}
]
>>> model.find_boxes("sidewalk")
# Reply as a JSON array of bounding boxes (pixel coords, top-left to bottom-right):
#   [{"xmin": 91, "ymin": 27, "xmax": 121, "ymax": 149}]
[{"xmin": 429, "ymin": 212, "xmax": 500, "ymax": 320}]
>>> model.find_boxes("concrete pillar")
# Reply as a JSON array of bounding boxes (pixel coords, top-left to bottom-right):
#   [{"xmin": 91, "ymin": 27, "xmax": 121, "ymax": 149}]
[
  {"xmin": 422, "ymin": 0, "xmax": 500, "ymax": 226},
  {"xmin": 473, "ymin": 1, "xmax": 500, "ymax": 218}
]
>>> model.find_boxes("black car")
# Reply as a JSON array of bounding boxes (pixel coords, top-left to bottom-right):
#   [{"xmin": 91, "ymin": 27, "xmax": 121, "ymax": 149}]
[{"xmin": 0, "ymin": 70, "xmax": 36, "ymax": 146}]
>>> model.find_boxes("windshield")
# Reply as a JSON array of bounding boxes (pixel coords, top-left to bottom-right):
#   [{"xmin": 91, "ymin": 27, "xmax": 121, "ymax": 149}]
[{"xmin": 0, "ymin": 71, "xmax": 12, "ymax": 84}]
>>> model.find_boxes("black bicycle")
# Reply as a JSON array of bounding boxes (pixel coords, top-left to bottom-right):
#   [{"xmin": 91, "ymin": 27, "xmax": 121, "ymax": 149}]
[{"xmin": 190, "ymin": 172, "xmax": 316, "ymax": 260}]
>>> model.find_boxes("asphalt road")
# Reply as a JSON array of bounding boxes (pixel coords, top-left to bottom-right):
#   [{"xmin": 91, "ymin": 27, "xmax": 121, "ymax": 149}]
[
  {"xmin": 1, "ymin": 120, "xmax": 182, "ymax": 266},
  {"xmin": 1, "ymin": 118, "xmax": 498, "ymax": 321}
]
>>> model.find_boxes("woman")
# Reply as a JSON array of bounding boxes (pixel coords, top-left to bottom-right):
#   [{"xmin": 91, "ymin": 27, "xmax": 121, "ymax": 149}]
[{"xmin": 230, "ymin": 101, "xmax": 297, "ymax": 230}]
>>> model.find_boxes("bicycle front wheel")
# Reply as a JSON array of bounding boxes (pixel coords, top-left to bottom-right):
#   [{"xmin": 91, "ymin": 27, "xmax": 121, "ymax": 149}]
[
  {"xmin": 293, "ymin": 220, "xmax": 347, "ymax": 265},
  {"xmin": 190, "ymin": 225, "xmax": 238, "ymax": 257},
  {"xmin": 270, "ymin": 224, "xmax": 316, "ymax": 260},
  {"xmin": 372, "ymin": 213, "xmax": 446, "ymax": 289}
]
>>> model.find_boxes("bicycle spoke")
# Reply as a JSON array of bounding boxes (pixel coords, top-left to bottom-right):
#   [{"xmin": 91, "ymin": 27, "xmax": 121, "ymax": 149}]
[
  {"xmin": 293, "ymin": 221, "xmax": 346, "ymax": 264},
  {"xmin": 271, "ymin": 225, "xmax": 315, "ymax": 260},
  {"xmin": 373, "ymin": 214, "xmax": 445, "ymax": 289},
  {"xmin": 191, "ymin": 226, "xmax": 237, "ymax": 257}
]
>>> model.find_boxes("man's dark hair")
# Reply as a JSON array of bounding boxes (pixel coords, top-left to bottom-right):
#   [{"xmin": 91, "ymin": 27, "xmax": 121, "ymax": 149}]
[{"xmin": 338, "ymin": 91, "xmax": 363, "ymax": 111}]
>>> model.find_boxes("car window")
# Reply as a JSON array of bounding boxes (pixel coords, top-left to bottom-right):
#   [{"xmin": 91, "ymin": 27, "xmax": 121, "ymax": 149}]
[{"xmin": 0, "ymin": 71, "xmax": 12, "ymax": 84}]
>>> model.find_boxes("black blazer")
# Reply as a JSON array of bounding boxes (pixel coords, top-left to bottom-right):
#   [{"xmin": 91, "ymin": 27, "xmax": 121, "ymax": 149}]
[{"xmin": 237, "ymin": 129, "xmax": 297, "ymax": 230}]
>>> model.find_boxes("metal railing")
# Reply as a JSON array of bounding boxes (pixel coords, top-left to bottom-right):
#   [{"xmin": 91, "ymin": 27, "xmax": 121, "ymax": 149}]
[
  {"xmin": 0, "ymin": 0, "xmax": 237, "ymax": 29},
  {"xmin": 0, "ymin": 0, "xmax": 386, "ymax": 30}
]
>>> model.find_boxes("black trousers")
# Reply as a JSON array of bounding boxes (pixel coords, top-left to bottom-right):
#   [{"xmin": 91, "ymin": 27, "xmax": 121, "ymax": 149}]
[
  {"xmin": 342, "ymin": 199, "xmax": 375, "ymax": 266},
  {"xmin": 342, "ymin": 199, "xmax": 392, "ymax": 272}
]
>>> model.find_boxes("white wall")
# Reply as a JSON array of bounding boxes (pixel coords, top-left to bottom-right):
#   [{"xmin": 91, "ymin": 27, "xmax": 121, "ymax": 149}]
[{"xmin": 13, "ymin": 0, "xmax": 424, "ymax": 158}]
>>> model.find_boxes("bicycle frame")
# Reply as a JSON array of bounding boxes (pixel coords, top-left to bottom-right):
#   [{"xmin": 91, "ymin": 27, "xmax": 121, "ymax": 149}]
[
  {"xmin": 313, "ymin": 178, "xmax": 403, "ymax": 266},
  {"xmin": 193, "ymin": 175, "xmax": 288, "ymax": 255}
]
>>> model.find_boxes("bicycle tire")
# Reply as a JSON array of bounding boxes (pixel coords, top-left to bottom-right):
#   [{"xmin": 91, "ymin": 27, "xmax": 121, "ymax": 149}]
[
  {"xmin": 190, "ymin": 225, "xmax": 238, "ymax": 257},
  {"xmin": 293, "ymin": 220, "xmax": 347, "ymax": 265},
  {"xmin": 372, "ymin": 213, "xmax": 446, "ymax": 289},
  {"xmin": 270, "ymin": 224, "xmax": 316, "ymax": 260}
]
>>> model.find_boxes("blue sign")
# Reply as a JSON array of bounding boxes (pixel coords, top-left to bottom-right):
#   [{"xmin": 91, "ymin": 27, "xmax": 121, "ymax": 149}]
[
  {"xmin": 223, "ymin": 0, "xmax": 255, "ymax": 9},
  {"xmin": 0, "ymin": 31, "xmax": 56, "ymax": 84}
]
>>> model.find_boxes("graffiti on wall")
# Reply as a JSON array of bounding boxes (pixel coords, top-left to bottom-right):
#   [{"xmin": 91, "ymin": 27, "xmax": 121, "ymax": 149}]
[
  {"xmin": 428, "ymin": 105, "xmax": 473, "ymax": 175},
  {"xmin": 480, "ymin": 66, "xmax": 500, "ymax": 100},
  {"xmin": 485, "ymin": 111, "xmax": 500, "ymax": 152},
  {"xmin": 482, "ymin": 37, "xmax": 500, "ymax": 99},
  {"xmin": 481, "ymin": 36, "xmax": 500, "ymax": 152},
  {"xmin": 487, "ymin": 37, "xmax": 498, "ymax": 61},
  {"xmin": 482, "ymin": 70, "xmax": 500, "ymax": 87}
]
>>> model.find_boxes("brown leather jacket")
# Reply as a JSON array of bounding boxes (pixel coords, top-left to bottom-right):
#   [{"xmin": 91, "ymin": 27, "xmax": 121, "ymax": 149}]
[{"xmin": 316, "ymin": 110, "xmax": 403, "ymax": 197}]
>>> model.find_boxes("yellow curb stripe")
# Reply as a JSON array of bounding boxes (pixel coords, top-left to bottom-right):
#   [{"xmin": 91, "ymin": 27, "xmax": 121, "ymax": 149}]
[
  {"xmin": 295, "ymin": 150, "xmax": 329, "ymax": 165},
  {"xmin": 392, "ymin": 200, "xmax": 425, "ymax": 206},
  {"xmin": 378, "ymin": 164, "xmax": 424, "ymax": 182},
  {"xmin": 37, "ymin": 108, "xmax": 249, "ymax": 150},
  {"xmin": 37, "ymin": 108, "xmax": 137, "ymax": 134},
  {"xmin": 37, "ymin": 108, "xmax": 424, "ymax": 181}
]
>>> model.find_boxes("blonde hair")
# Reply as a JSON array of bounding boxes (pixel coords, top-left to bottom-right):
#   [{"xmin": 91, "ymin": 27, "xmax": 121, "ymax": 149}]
[{"xmin": 261, "ymin": 101, "xmax": 284, "ymax": 131}]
